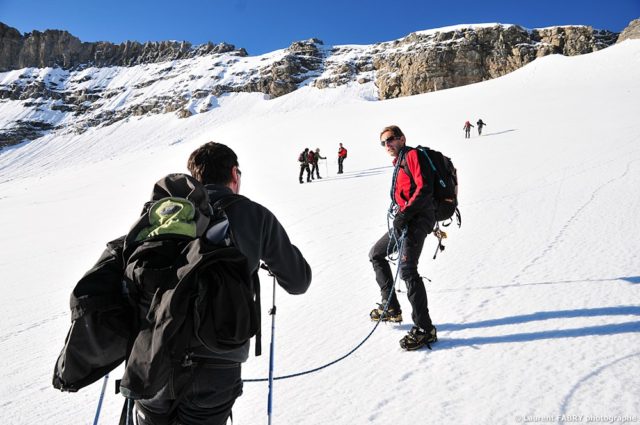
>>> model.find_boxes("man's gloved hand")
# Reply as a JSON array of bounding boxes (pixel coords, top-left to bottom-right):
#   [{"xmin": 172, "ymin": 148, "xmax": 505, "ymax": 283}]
[{"xmin": 393, "ymin": 212, "xmax": 408, "ymax": 234}]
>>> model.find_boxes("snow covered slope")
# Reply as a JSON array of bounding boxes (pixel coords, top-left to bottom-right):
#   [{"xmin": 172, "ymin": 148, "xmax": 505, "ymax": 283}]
[{"xmin": 0, "ymin": 39, "xmax": 639, "ymax": 425}]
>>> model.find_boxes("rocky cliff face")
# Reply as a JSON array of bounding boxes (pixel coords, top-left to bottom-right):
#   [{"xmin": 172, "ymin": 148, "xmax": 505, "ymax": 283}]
[
  {"xmin": 0, "ymin": 22, "xmax": 246, "ymax": 72},
  {"xmin": 617, "ymin": 18, "xmax": 640, "ymax": 43},
  {"xmin": 0, "ymin": 20, "xmax": 632, "ymax": 147},
  {"xmin": 317, "ymin": 24, "xmax": 618, "ymax": 99}
]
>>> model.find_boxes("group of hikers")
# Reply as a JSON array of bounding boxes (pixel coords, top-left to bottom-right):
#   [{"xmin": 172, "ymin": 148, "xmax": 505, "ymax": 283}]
[
  {"xmin": 463, "ymin": 118, "xmax": 486, "ymax": 138},
  {"xmin": 301, "ymin": 119, "xmax": 484, "ymax": 187},
  {"xmin": 298, "ymin": 142, "xmax": 348, "ymax": 182},
  {"xmin": 54, "ymin": 124, "xmax": 450, "ymax": 425}
]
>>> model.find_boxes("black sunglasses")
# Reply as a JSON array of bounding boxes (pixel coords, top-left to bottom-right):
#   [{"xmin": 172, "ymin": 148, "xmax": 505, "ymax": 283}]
[{"xmin": 380, "ymin": 136, "xmax": 399, "ymax": 146}]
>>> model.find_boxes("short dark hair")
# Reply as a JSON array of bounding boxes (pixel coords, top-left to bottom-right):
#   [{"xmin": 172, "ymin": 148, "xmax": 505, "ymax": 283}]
[
  {"xmin": 380, "ymin": 125, "xmax": 404, "ymax": 138},
  {"xmin": 187, "ymin": 142, "xmax": 238, "ymax": 185}
]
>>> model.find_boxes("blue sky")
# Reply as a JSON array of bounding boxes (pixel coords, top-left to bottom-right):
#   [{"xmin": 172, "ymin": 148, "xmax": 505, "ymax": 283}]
[{"xmin": 1, "ymin": 0, "xmax": 638, "ymax": 55}]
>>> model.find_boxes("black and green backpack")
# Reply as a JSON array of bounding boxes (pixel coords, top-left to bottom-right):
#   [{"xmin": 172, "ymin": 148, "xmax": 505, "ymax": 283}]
[{"xmin": 53, "ymin": 173, "xmax": 260, "ymax": 400}]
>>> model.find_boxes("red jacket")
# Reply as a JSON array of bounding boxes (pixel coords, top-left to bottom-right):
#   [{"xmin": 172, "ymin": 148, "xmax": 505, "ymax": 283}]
[
  {"xmin": 392, "ymin": 148, "xmax": 432, "ymax": 216},
  {"xmin": 338, "ymin": 147, "xmax": 347, "ymax": 158}
]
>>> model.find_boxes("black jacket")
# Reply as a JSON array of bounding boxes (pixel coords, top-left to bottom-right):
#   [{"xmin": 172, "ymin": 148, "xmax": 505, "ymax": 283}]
[{"xmin": 207, "ymin": 185, "xmax": 310, "ymax": 294}]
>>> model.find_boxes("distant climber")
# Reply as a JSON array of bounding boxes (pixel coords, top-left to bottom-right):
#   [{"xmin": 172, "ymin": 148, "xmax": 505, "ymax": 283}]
[
  {"xmin": 476, "ymin": 119, "xmax": 486, "ymax": 136},
  {"xmin": 337, "ymin": 143, "xmax": 348, "ymax": 174},
  {"xmin": 311, "ymin": 148, "xmax": 326, "ymax": 179},
  {"xmin": 298, "ymin": 148, "xmax": 311, "ymax": 183},
  {"xmin": 463, "ymin": 121, "xmax": 474, "ymax": 139}
]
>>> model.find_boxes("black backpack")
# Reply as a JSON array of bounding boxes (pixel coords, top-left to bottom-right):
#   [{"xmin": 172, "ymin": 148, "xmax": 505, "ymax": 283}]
[
  {"xmin": 403, "ymin": 146, "xmax": 460, "ymax": 224},
  {"xmin": 53, "ymin": 173, "xmax": 260, "ymax": 400},
  {"xmin": 401, "ymin": 146, "xmax": 461, "ymax": 259},
  {"xmin": 119, "ymin": 173, "xmax": 260, "ymax": 398},
  {"xmin": 52, "ymin": 236, "xmax": 131, "ymax": 393}
]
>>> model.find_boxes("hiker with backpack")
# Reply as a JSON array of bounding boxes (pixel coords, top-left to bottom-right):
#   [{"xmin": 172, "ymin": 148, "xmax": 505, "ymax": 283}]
[
  {"xmin": 307, "ymin": 149, "xmax": 317, "ymax": 180},
  {"xmin": 463, "ymin": 120, "xmax": 474, "ymax": 138},
  {"xmin": 52, "ymin": 142, "xmax": 312, "ymax": 425},
  {"xmin": 311, "ymin": 148, "xmax": 326, "ymax": 179},
  {"xmin": 299, "ymin": 147, "xmax": 312, "ymax": 183},
  {"xmin": 476, "ymin": 119, "xmax": 486, "ymax": 136},
  {"xmin": 369, "ymin": 125, "xmax": 438, "ymax": 351},
  {"xmin": 337, "ymin": 143, "xmax": 347, "ymax": 174},
  {"xmin": 135, "ymin": 142, "xmax": 312, "ymax": 424}
]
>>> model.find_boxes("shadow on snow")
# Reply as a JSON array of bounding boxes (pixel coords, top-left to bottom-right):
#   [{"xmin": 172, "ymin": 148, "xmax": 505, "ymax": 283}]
[
  {"xmin": 621, "ymin": 276, "xmax": 640, "ymax": 284},
  {"xmin": 395, "ymin": 306, "xmax": 640, "ymax": 351}
]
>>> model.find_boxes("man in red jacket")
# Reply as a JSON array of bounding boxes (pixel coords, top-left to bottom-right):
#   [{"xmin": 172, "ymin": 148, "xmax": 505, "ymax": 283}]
[
  {"xmin": 369, "ymin": 125, "xmax": 437, "ymax": 350},
  {"xmin": 337, "ymin": 143, "xmax": 347, "ymax": 174}
]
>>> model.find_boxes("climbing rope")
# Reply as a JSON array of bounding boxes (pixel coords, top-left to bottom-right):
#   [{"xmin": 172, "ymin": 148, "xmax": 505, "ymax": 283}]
[{"xmin": 244, "ymin": 231, "xmax": 406, "ymax": 383}]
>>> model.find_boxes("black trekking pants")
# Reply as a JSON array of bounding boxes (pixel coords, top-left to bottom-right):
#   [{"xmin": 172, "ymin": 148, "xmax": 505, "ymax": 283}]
[
  {"xmin": 299, "ymin": 164, "xmax": 311, "ymax": 182},
  {"xmin": 337, "ymin": 157, "xmax": 344, "ymax": 173},
  {"xmin": 369, "ymin": 226, "xmax": 433, "ymax": 330},
  {"xmin": 135, "ymin": 361, "xmax": 242, "ymax": 425}
]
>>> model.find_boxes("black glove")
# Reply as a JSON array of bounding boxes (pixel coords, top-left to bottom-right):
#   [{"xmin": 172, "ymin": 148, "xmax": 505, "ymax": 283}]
[{"xmin": 393, "ymin": 212, "xmax": 408, "ymax": 234}]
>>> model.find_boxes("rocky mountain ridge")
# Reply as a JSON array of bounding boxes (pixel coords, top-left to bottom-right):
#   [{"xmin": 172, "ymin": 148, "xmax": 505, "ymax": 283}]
[
  {"xmin": 0, "ymin": 20, "xmax": 637, "ymax": 148},
  {"xmin": 0, "ymin": 23, "xmax": 246, "ymax": 72},
  {"xmin": 617, "ymin": 18, "xmax": 640, "ymax": 43}
]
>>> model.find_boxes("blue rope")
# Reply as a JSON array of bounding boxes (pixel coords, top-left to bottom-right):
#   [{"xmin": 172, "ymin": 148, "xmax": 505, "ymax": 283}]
[{"xmin": 244, "ymin": 232, "xmax": 406, "ymax": 383}]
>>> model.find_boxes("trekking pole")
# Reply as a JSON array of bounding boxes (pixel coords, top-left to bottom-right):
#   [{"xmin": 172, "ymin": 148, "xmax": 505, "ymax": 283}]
[
  {"xmin": 260, "ymin": 263, "xmax": 277, "ymax": 425},
  {"xmin": 324, "ymin": 159, "xmax": 328, "ymax": 178},
  {"xmin": 92, "ymin": 374, "xmax": 109, "ymax": 425},
  {"xmin": 126, "ymin": 398, "xmax": 134, "ymax": 425}
]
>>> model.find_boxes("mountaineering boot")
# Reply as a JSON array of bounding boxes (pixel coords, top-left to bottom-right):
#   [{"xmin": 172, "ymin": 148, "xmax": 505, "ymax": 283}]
[
  {"xmin": 399, "ymin": 326, "xmax": 437, "ymax": 351},
  {"xmin": 370, "ymin": 304, "xmax": 403, "ymax": 323}
]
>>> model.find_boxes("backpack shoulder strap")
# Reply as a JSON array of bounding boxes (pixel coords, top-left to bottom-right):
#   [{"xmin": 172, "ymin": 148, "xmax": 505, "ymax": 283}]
[
  {"xmin": 399, "ymin": 146, "xmax": 419, "ymax": 182},
  {"xmin": 415, "ymin": 146, "xmax": 438, "ymax": 173},
  {"xmin": 206, "ymin": 194, "xmax": 247, "ymax": 246},
  {"xmin": 396, "ymin": 146, "xmax": 440, "ymax": 198},
  {"xmin": 391, "ymin": 147, "xmax": 412, "ymax": 202},
  {"xmin": 210, "ymin": 193, "xmax": 264, "ymax": 355}
]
